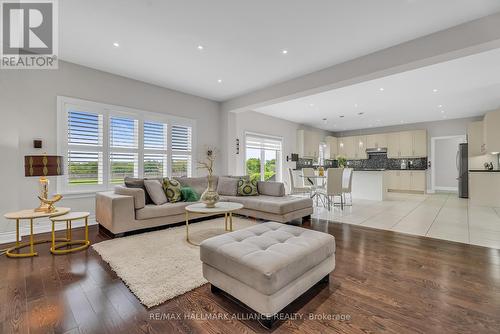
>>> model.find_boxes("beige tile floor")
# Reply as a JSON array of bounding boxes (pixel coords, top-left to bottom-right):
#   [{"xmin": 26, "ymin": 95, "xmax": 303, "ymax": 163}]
[{"xmin": 312, "ymin": 192, "xmax": 500, "ymax": 249}]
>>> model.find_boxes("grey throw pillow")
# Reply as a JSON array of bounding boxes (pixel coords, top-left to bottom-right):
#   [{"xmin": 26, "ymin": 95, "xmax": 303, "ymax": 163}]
[
  {"xmin": 144, "ymin": 179, "xmax": 168, "ymax": 205},
  {"xmin": 217, "ymin": 176, "xmax": 239, "ymax": 196}
]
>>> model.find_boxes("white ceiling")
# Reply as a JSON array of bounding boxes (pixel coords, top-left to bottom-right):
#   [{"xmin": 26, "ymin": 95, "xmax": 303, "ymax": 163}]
[
  {"xmin": 60, "ymin": 0, "xmax": 500, "ymax": 101},
  {"xmin": 254, "ymin": 48, "xmax": 500, "ymax": 131}
]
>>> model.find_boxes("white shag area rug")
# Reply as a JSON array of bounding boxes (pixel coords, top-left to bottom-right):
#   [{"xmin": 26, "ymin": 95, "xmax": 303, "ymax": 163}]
[{"xmin": 92, "ymin": 216, "xmax": 256, "ymax": 308}]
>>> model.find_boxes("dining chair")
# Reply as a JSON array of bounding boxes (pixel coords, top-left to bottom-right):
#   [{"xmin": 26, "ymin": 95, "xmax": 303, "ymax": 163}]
[
  {"xmin": 288, "ymin": 168, "xmax": 312, "ymax": 196},
  {"xmin": 342, "ymin": 168, "xmax": 354, "ymax": 206},
  {"xmin": 302, "ymin": 168, "xmax": 317, "ymax": 188},
  {"xmin": 318, "ymin": 168, "xmax": 344, "ymax": 210}
]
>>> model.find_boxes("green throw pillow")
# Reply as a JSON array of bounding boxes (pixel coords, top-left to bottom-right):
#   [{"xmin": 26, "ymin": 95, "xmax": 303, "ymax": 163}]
[
  {"xmin": 162, "ymin": 178, "xmax": 182, "ymax": 203},
  {"xmin": 237, "ymin": 178, "xmax": 258, "ymax": 196},
  {"xmin": 181, "ymin": 187, "xmax": 199, "ymax": 202}
]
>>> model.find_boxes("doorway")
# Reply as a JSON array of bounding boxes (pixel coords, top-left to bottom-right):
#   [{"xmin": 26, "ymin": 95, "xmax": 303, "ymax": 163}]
[{"xmin": 431, "ymin": 135, "xmax": 466, "ymax": 192}]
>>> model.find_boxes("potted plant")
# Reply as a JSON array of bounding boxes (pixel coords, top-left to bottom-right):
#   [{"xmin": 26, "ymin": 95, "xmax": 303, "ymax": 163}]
[{"xmin": 336, "ymin": 155, "xmax": 347, "ymax": 168}]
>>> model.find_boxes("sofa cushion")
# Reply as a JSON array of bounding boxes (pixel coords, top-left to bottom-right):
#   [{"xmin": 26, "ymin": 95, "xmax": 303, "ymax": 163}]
[
  {"xmin": 181, "ymin": 187, "xmax": 200, "ymax": 202},
  {"xmin": 124, "ymin": 177, "xmax": 162, "ymax": 205},
  {"xmin": 200, "ymin": 222, "xmax": 335, "ymax": 295},
  {"xmin": 135, "ymin": 202, "xmax": 190, "ymax": 220},
  {"xmin": 144, "ymin": 180, "xmax": 168, "ymax": 205},
  {"xmin": 217, "ymin": 176, "xmax": 239, "ymax": 196},
  {"xmin": 114, "ymin": 185, "xmax": 146, "ymax": 209},
  {"xmin": 237, "ymin": 178, "xmax": 258, "ymax": 196},
  {"xmin": 223, "ymin": 195, "xmax": 312, "ymax": 215},
  {"xmin": 257, "ymin": 181, "xmax": 285, "ymax": 197},
  {"xmin": 174, "ymin": 176, "xmax": 218, "ymax": 196},
  {"xmin": 163, "ymin": 178, "xmax": 182, "ymax": 203}
]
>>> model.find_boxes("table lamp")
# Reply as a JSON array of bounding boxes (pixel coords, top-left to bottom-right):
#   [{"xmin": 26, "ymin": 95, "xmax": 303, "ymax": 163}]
[{"xmin": 24, "ymin": 155, "xmax": 64, "ymax": 213}]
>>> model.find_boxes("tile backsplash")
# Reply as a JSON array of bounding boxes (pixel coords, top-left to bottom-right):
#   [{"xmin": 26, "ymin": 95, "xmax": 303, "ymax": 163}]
[{"xmin": 346, "ymin": 154, "xmax": 427, "ymax": 170}]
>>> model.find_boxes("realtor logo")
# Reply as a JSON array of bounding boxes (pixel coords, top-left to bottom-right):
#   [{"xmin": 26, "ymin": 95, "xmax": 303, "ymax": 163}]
[{"xmin": 1, "ymin": 0, "xmax": 58, "ymax": 69}]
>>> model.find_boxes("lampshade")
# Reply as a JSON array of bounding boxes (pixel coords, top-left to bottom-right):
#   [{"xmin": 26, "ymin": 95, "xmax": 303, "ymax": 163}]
[{"xmin": 24, "ymin": 155, "xmax": 64, "ymax": 177}]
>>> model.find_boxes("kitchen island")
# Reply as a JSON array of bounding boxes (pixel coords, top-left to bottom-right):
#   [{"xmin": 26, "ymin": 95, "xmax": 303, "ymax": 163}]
[{"xmin": 351, "ymin": 170, "xmax": 388, "ymax": 201}]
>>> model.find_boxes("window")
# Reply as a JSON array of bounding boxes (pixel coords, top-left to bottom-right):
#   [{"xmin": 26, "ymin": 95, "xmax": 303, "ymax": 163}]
[
  {"xmin": 57, "ymin": 97, "xmax": 195, "ymax": 194},
  {"xmin": 171, "ymin": 125, "xmax": 192, "ymax": 178},
  {"xmin": 245, "ymin": 133, "xmax": 282, "ymax": 182},
  {"xmin": 143, "ymin": 121, "xmax": 168, "ymax": 178}
]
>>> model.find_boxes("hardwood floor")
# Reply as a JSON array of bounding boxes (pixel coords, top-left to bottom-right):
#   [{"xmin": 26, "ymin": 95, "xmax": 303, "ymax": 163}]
[{"xmin": 1, "ymin": 218, "xmax": 500, "ymax": 334}]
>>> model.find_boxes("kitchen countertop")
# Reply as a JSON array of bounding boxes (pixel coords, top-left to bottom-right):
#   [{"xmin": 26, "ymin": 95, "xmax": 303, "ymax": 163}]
[{"xmin": 469, "ymin": 169, "xmax": 500, "ymax": 172}]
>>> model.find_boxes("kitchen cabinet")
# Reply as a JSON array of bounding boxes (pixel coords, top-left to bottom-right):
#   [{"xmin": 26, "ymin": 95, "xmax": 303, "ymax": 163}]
[
  {"xmin": 325, "ymin": 136, "xmax": 338, "ymax": 158},
  {"xmin": 298, "ymin": 129, "xmax": 322, "ymax": 158},
  {"xmin": 386, "ymin": 170, "xmax": 426, "ymax": 193},
  {"xmin": 399, "ymin": 131, "xmax": 413, "ymax": 157},
  {"xmin": 367, "ymin": 133, "xmax": 387, "ymax": 149},
  {"xmin": 338, "ymin": 136, "xmax": 356, "ymax": 159},
  {"xmin": 412, "ymin": 130, "xmax": 427, "ymax": 157},
  {"xmin": 468, "ymin": 121, "xmax": 485, "ymax": 156},
  {"xmin": 483, "ymin": 109, "xmax": 500, "ymax": 154},
  {"xmin": 386, "ymin": 130, "xmax": 427, "ymax": 158},
  {"xmin": 387, "ymin": 132, "xmax": 400, "ymax": 158},
  {"xmin": 410, "ymin": 171, "xmax": 426, "ymax": 192},
  {"xmin": 355, "ymin": 136, "xmax": 367, "ymax": 159}
]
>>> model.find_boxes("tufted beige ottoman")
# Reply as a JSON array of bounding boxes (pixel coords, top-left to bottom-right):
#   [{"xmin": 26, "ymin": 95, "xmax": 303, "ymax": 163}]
[{"xmin": 200, "ymin": 222, "xmax": 335, "ymax": 328}]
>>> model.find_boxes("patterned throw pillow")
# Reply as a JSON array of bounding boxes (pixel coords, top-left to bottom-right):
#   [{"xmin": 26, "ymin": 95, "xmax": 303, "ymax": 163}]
[
  {"xmin": 162, "ymin": 178, "xmax": 182, "ymax": 202},
  {"xmin": 237, "ymin": 178, "xmax": 259, "ymax": 196}
]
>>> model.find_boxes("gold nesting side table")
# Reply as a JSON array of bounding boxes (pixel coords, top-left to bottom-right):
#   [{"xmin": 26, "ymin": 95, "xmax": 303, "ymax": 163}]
[
  {"xmin": 3, "ymin": 208, "xmax": 71, "ymax": 258},
  {"xmin": 50, "ymin": 212, "xmax": 91, "ymax": 254}
]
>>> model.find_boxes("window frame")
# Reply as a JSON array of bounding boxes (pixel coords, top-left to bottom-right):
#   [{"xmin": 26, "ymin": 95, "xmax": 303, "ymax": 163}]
[
  {"xmin": 57, "ymin": 96, "xmax": 196, "ymax": 195},
  {"xmin": 244, "ymin": 131, "xmax": 283, "ymax": 182}
]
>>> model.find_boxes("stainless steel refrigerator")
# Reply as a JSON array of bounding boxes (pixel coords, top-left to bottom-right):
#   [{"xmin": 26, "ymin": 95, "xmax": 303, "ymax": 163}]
[{"xmin": 457, "ymin": 143, "xmax": 468, "ymax": 198}]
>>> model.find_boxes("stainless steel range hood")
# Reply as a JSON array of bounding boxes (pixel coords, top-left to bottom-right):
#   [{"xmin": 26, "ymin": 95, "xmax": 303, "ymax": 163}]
[{"xmin": 366, "ymin": 147, "xmax": 388, "ymax": 154}]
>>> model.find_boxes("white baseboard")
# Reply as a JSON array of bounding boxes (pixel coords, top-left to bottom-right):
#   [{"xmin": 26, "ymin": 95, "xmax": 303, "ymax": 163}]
[
  {"xmin": 0, "ymin": 216, "xmax": 97, "ymax": 245},
  {"xmin": 434, "ymin": 186, "xmax": 458, "ymax": 192}
]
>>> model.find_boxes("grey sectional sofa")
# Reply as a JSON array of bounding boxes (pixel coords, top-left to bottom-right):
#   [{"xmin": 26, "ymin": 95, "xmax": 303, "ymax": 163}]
[{"xmin": 95, "ymin": 176, "xmax": 313, "ymax": 236}]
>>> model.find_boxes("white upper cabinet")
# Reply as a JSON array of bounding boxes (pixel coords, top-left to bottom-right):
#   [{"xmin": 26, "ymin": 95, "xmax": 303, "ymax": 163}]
[
  {"xmin": 387, "ymin": 132, "xmax": 400, "ymax": 158},
  {"xmin": 299, "ymin": 129, "xmax": 323, "ymax": 158},
  {"xmin": 386, "ymin": 130, "xmax": 427, "ymax": 158},
  {"xmin": 483, "ymin": 109, "xmax": 500, "ymax": 154},
  {"xmin": 325, "ymin": 136, "xmax": 338, "ymax": 158},
  {"xmin": 399, "ymin": 131, "xmax": 413, "ymax": 157},
  {"xmin": 339, "ymin": 136, "xmax": 356, "ymax": 159},
  {"xmin": 468, "ymin": 121, "xmax": 485, "ymax": 156},
  {"xmin": 412, "ymin": 130, "xmax": 427, "ymax": 157},
  {"xmin": 367, "ymin": 133, "xmax": 387, "ymax": 148},
  {"xmin": 355, "ymin": 136, "xmax": 367, "ymax": 159}
]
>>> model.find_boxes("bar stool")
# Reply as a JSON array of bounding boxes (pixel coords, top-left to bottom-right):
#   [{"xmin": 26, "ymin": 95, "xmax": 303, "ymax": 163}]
[{"xmin": 50, "ymin": 212, "xmax": 91, "ymax": 254}]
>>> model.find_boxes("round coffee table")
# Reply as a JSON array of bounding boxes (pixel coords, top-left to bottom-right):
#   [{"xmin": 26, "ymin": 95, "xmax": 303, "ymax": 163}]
[
  {"xmin": 185, "ymin": 202, "xmax": 243, "ymax": 246},
  {"xmin": 3, "ymin": 207, "xmax": 71, "ymax": 258}
]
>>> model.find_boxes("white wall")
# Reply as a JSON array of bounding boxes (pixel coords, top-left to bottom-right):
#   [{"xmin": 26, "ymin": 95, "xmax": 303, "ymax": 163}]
[
  {"xmin": 225, "ymin": 110, "xmax": 330, "ymax": 190},
  {"xmin": 0, "ymin": 61, "xmax": 221, "ymax": 240}
]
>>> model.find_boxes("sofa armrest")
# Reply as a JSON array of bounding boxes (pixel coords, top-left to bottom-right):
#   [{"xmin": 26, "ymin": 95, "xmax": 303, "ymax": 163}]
[
  {"xmin": 257, "ymin": 181, "xmax": 286, "ymax": 197},
  {"xmin": 114, "ymin": 185, "xmax": 145, "ymax": 209},
  {"xmin": 96, "ymin": 191, "xmax": 136, "ymax": 234}
]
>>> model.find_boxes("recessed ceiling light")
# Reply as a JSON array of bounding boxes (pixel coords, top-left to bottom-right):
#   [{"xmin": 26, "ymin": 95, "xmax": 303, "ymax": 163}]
[
  {"xmin": 309, "ymin": 103, "xmax": 314, "ymax": 107},
  {"xmin": 379, "ymin": 88, "xmax": 385, "ymax": 91},
  {"xmin": 282, "ymin": 49, "xmax": 288, "ymax": 54},
  {"xmin": 438, "ymin": 104, "xmax": 443, "ymax": 108},
  {"xmin": 217, "ymin": 79, "xmax": 222, "ymax": 83},
  {"xmin": 433, "ymin": 88, "xmax": 438, "ymax": 93},
  {"xmin": 197, "ymin": 45, "xmax": 204, "ymax": 50},
  {"xmin": 339, "ymin": 115, "xmax": 345, "ymax": 118},
  {"xmin": 322, "ymin": 118, "xmax": 328, "ymax": 124},
  {"xmin": 441, "ymin": 110, "xmax": 445, "ymax": 113},
  {"xmin": 113, "ymin": 42, "xmax": 120, "ymax": 47},
  {"xmin": 358, "ymin": 112, "xmax": 364, "ymax": 116}
]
